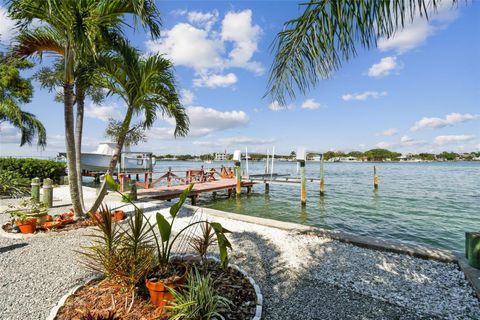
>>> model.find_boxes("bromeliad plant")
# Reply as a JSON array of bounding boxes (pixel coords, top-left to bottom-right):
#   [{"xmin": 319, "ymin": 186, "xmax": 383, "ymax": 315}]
[{"xmin": 104, "ymin": 175, "xmax": 232, "ymax": 277}]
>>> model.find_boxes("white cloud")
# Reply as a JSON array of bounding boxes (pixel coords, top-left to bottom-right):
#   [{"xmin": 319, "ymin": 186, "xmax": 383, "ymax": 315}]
[
  {"xmin": 411, "ymin": 113, "xmax": 480, "ymax": 131},
  {"xmin": 376, "ymin": 141, "xmax": 391, "ymax": 149},
  {"xmin": 399, "ymin": 135, "xmax": 427, "ymax": 146},
  {"xmin": 193, "ymin": 73, "xmax": 238, "ymax": 88},
  {"xmin": 193, "ymin": 136, "xmax": 274, "ymax": 148},
  {"xmin": 342, "ymin": 91, "xmax": 388, "ymax": 101},
  {"xmin": 368, "ymin": 56, "xmax": 399, "ymax": 77},
  {"xmin": 145, "ymin": 9, "xmax": 263, "ymax": 84},
  {"xmin": 179, "ymin": 89, "xmax": 195, "ymax": 105},
  {"xmin": 268, "ymin": 101, "xmax": 282, "ymax": 112},
  {"xmin": 150, "ymin": 106, "xmax": 249, "ymax": 140},
  {"xmin": 378, "ymin": 2, "xmax": 459, "ymax": 54},
  {"xmin": 221, "ymin": 10, "xmax": 264, "ymax": 74},
  {"xmin": 381, "ymin": 128, "xmax": 399, "ymax": 136},
  {"xmin": 0, "ymin": 6, "xmax": 17, "ymax": 44},
  {"xmin": 301, "ymin": 98, "xmax": 321, "ymax": 110},
  {"xmin": 187, "ymin": 10, "xmax": 219, "ymax": 32},
  {"xmin": 433, "ymin": 135, "xmax": 475, "ymax": 145},
  {"xmin": 145, "ymin": 23, "xmax": 223, "ymax": 72},
  {"xmin": 0, "ymin": 122, "xmax": 21, "ymax": 144},
  {"xmin": 85, "ymin": 102, "xmax": 123, "ymax": 122}
]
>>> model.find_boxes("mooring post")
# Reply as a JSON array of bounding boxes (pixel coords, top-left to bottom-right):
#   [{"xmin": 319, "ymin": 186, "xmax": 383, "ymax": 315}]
[
  {"xmin": 320, "ymin": 154, "xmax": 325, "ymax": 196},
  {"xmin": 300, "ymin": 160, "xmax": 306, "ymax": 206},
  {"xmin": 265, "ymin": 182, "xmax": 270, "ymax": 194},
  {"xmin": 466, "ymin": 232, "xmax": 480, "ymax": 269},
  {"xmin": 374, "ymin": 166, "xmax": 379, "ymax": 190},
  {"xmin": 129, "ymin": 181, "xmax": 137, "ymax": 201},
  {"xmin": 235, "ymin": 160, "xmax": 241, "ymax": 196},
  {"xmin": 31, "ymin": 177, "xmax": 40, "ymax": 202},
  {"xmin": 42, "ymin": 178, "xmax": 53, "ymax": 208}
]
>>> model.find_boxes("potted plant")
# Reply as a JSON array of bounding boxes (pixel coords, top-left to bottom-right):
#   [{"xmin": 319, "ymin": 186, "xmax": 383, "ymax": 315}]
[
  {"xmin": 104, "ymin": 176, "xmax": 232, "ymax": 308},
  {"xmin": 16, "ymin": 198, "xmax": 48, "ymax": 225},
  {"xmin": 12, "ymin": 211, "xmax": 37, "ymax": 234},
  {"xmin": 112, "ymin": 210, "xmax": 125, "ymax": 222}
]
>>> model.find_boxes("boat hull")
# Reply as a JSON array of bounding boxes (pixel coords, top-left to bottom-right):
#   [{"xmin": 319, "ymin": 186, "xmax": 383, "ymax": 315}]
[{"xmin": 81, "ymin": 153, "xmax": 153, "ymax": 172}]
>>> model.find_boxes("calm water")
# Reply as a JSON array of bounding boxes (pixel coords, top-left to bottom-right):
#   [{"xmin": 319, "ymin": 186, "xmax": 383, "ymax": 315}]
[{"xmin": 151, "ymin": 161, "xmax": 479, "ymax": 251}]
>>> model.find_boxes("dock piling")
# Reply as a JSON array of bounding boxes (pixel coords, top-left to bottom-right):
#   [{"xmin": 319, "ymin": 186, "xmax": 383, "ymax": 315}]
[
  {"xmin": 374, "ymin": 166, "xmax": 379, "ymax": 190},
  {"xmin": 42, "ymin": 178, "xmax": 53, "ymax": 208},
  {"xmin": 31, "ymin": 177, "xmax": 40, "ymax": 202},
  {"xmin": 300, "ymin": 160, "xmax": 306, "ymax": 206},
  {"xmin": 320, "ymin": 154, "xmax": 325, "ymax": 196}
]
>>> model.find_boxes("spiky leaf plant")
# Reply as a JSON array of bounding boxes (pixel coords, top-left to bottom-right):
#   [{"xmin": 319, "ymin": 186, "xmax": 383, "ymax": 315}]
[{"xmin": 167, "ymin": 268, "xmax": 231, "ymax": 320}]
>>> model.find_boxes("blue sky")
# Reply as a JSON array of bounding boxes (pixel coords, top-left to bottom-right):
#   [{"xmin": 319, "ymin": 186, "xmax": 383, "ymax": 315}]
[{"xmin": 0, "ymin": 0, "xmax": 479, "ymax": 156}]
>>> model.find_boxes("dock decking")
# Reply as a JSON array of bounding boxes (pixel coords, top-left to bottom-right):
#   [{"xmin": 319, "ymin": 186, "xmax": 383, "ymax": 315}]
[{"xmin": 137, "ymin": 178, "xmax": 255, "ymax": 204}]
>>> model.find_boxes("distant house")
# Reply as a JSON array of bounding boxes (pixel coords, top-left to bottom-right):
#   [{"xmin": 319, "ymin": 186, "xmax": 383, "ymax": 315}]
[{"xmin": 214, "ymin": 152, "xmax": 227, "ymax": 161}]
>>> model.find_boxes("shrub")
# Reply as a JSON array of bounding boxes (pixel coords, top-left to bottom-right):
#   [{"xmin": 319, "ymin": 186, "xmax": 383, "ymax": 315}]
[
  {"xmin": 167, "ymin": 268, "xmax": 231, "ymax": 320},
  {"xmin": 0, "ymin": 157, "xmax": 66, "ymax": 181},
  {"xmin": 0, "ymin": 170, "xmax": 30, "ymax": 198}
]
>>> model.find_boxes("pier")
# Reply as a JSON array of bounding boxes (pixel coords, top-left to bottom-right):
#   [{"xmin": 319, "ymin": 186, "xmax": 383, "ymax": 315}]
[{"xmin": 137, "ymin": 178, "xmax": 255, "ymax": 205}]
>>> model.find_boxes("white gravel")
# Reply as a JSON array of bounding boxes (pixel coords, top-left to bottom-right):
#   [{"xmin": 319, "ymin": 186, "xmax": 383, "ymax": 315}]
[{"xmin": 0, "ymin": 187, "xmax": 479, "ymax": 319}]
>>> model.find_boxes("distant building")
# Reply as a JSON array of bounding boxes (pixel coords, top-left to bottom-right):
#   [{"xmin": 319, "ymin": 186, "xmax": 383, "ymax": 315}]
[{"xmin": 214, "ymin": 152, "xmax": 227, "ymax": 161}]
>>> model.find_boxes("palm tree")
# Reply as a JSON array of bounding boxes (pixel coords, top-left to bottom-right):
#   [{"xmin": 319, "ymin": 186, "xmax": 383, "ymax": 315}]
[
  {"xmin": 0, "ymin": 53, "xmax": 46, "ymax": 147},
  {"xmin": 88, "ymin": 38, "xmax": 189, "ymax": 213},
  {"xmin": 8, "ymin": 0, "xmax": 161, "ymax": 219},
  {"xmin": 267, "ymin": 0, "xmax": 459, "ymax": 105},
  {"xmin": 34, "ymin": 59, "xmax": 105, "ymax": 210}
]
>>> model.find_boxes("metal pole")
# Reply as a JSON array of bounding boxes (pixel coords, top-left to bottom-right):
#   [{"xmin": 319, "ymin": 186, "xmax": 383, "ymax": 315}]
[
  {"xmin": 270, "ymin": 146, "xmax": 275, "ymax": 181},
  {"xmin": 266, "ymin": 149, "xmax": 269, "ymax": 174},
  {"xmin": 300, "ymin": 160, "xmax": 306, "ymax": 206},
  {"xmin": 245, "ymin": 147, "xmax": 249, "ymax": 178}
]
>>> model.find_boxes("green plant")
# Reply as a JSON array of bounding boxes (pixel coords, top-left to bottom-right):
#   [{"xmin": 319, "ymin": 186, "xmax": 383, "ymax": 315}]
[
  {"xmin": 81, "ymin": 311, "xmax": 119, "ymax": 320},
  {"xmin": 104, "ymin": 175, "xmax": 232, "ymax": 278},
  {"xmin": 10, "ymin": 210, "xmax": 35, "ymax": 224},
  {"xmin": 167, "ymin": 268, "xmax": 231, "ymax": 320},
  {"xmin": 0, "ymin": 170, "xmax": 30, "ymax": 198},
  {"xmin": 190, "ymin": 221, "xmax": 216, "ymax": 266},
  {"xmin": 0, "ymin": 157, "xmax": 66, "ymax": 181}
]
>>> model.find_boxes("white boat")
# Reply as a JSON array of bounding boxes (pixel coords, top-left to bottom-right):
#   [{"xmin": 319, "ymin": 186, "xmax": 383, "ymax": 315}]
[{"xmin": 81, "ymin": 142, "xmax": 155, "ymax": 173}]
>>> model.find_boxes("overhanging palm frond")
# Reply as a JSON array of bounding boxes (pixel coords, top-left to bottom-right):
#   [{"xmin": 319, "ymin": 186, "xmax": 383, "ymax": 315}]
[
  {"xmin": 12, "ymin": 26, "xmax": 64, "ymax": 58},
  {"xmin": 0, "ymin": 102, "xmax": 47, "ymax": 147},
  {"xmin": 267, "ymin": 0, "xmax": 459, "ymax": 105}
]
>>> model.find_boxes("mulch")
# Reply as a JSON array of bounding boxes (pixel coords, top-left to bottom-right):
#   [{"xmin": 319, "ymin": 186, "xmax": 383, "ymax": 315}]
[{"xmin": 56, "ymin": 260, "xmax": 257, "ymax": 320}]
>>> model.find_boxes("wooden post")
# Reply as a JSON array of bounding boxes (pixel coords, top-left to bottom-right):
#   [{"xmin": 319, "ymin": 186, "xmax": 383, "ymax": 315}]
[
  {"xmin": 374, "ymin": 166, "xmax": 379, "ymax": 190},
  {"xmin": 31, "ymin": 177, "xmax": 40, "ymax": 202},
  {"xmin": 167, "ymin": 167, "xmax": 172, "ymax": 187},
  {"xmin": 320, "ymin": 154, "xmax": 325, "ymax": 196},
  {"xmin": 247, "ymin": 186, "xmax": 252, "ymax": 194},
  {"xmin": 190, "ymin": 195, "xmax": 198, "ymax": 206},
  {"xmin": 136, "ymin": 173, "xmax": 140, "ymax": 181},
  {"xmin": 129, "ymin": 181, "xmax": 137, "ymax": 201},
  {"xmin": 235, "ymin": 160, "xmax": 241, "ymax": 196},
  {"xmin": 265, "ymin": 182, "xmax": 270, "ymax": 194},
  {"xmin": 119, "ymin": 173, "xmax": 125, "ymax": 192},
  {"xmin": 42, "ymin": 178, "xmax": 53, "ymax": 208},
  {"xmin": 227, "ymin": 188, "xmax": 233, "ymax": 198},
  {"xmin": 299, "ymin": 160, "xmax": 306, "ymax": 206},
  {"xmin": 144, "ymin": 172, "xmax": 149, "ymax": 189}
]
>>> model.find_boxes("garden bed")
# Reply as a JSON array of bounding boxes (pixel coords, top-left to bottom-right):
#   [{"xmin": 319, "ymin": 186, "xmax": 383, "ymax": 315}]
[{"xmin": 54, "ymin": 259, "xmax": 260, "ymax": 320}]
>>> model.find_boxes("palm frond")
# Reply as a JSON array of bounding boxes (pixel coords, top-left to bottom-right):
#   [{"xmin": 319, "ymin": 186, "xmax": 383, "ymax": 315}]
[{"xmin": 267, "ymin": 0, "xmax": 459, "ymax": 105}]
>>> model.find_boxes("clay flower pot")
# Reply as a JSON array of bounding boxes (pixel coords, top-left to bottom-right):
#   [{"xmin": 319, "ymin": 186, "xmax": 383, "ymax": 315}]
[
  {"xmin": 113, "ymin": 210, "xmax": 125, "ymax": 222},
  {"xmin": 146, "ymin": 263, "xmax": 188, "ymax": 308},
  {"xmin": 42, "ymin": 221, "xmax": 62, "ymax": 230},
  {"xmin": 16, "ymin": 218, "xmax": 37, "ymax": 234},
  {"xmin": 45, "ymin": 215, "xmax": 53, "ymax": 222}
]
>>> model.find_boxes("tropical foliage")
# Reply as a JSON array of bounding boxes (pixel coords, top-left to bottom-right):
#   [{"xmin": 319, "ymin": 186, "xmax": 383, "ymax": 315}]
[
  {"xmin": 0, "ymin": 53, "xmax": 46, "ymax": 147},
  {"xmin": 104, "ymin": 119, "xmax": 147, "ymax": 147},
  {"xmin": 267, "ymin": 0, "xmax": 458, "ymax": 104},
  {"xmin": 0, "ymin": 169, "xmax": 30, "ymax": 198},
  {"xmin": 0, "ymin": 157, "xmax": 66, "ymax": 180},
  {"xmin": 167, "ymin": 268, "xmax": 232, "ymax": 320}
]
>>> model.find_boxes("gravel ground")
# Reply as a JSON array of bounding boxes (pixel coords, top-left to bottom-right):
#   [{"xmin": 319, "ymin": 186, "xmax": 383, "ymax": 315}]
[{"xmin": 1, "ymin": 187, "xmax": 479, "ymax": 320}]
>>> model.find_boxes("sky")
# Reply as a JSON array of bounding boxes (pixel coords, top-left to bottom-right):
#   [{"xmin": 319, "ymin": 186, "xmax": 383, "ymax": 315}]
[{"xmin": 0, "ymin": 0, "xmax": 479, "ymax": 157}]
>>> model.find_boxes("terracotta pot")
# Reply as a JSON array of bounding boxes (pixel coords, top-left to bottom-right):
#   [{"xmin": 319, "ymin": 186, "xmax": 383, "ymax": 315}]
[
  {"xmin": 16, "ymin": 218, "xmax": 37, "ymax": 234},
  {"xmin": 113, "ymin": 210, "xmax": 125, "ymax": 222},
  {"xmin": 146, "ymin": 263, "xmax": 188, "ymax": 308},
  {"xmin": 45, "ymin": 215, "xmax": 53, "ymax": 222},
  {"xmin": 42, "ymin": 221, "xmax": 62, "ymax": 230}
]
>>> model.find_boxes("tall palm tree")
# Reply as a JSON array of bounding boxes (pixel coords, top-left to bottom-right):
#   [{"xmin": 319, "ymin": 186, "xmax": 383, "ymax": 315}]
[
  {"xmin": 267, "ymin": 0, "xmax": 459, "ymax": 105},
  {"xmin": 88, "ymin": 38, "xmax": 189, "ymax": 213},
  {"xmin": 8, "ymin": 0, "xmax": 161, "ymax": 219},
  {"xmin": 0, "ymin": 53, "xmax": 46, "ymax": 147},
  {"xmin": 34, "ymin": 59, "xmax": 105, "ymax": 210}
]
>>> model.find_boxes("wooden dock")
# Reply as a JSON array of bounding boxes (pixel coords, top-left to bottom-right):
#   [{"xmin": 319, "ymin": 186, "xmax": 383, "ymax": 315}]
[{"xmin": 137, "ymin": 178, "xmax": 255, "ymax": 204}]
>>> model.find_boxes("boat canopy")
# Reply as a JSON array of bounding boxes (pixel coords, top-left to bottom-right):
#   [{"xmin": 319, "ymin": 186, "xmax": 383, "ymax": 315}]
[{"xmin": 94, "ymin": 142, "xmax": 131, "ymax": 155}]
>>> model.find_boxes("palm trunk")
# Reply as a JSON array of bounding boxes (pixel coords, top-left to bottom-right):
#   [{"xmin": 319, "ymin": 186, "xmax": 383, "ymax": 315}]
[
  {"xmin": 75, "ymin": 88, "xmax": 86, "ymax": 211},
  {"xmin": 88, "ymin": 105, "xmax": 134, "ymax": 213},
  {"xmin": 64, "ymin": 82, "xmax": 84, "ymax": 219}
]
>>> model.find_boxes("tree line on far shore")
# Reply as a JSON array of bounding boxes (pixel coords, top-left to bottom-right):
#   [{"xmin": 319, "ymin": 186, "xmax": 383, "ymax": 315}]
[{"xmin": 153, "ymin": 149, "xmax": 480, "ymax": 162}]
